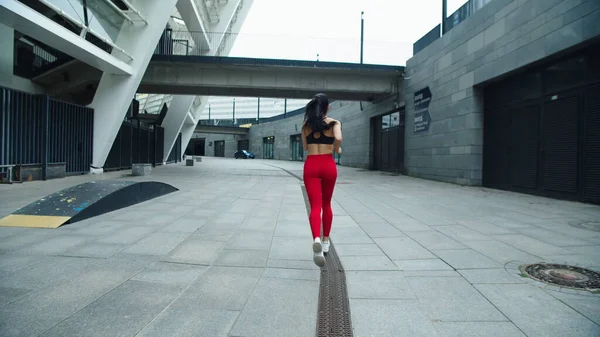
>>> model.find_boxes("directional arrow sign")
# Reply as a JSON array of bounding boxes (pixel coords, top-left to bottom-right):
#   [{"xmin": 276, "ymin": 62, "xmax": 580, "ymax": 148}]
[{"xmin": 413, "ymin": 87, "xmax": 432, "ymax": 134}]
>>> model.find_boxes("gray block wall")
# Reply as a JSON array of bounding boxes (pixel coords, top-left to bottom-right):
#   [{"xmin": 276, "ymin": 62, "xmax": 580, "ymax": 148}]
[
  {"xmin": 248, "ymin": 98, "xmax": 398, "ymax": 168},
  {"xmin": 404, "ymin": 0, "xmax": 600, "ymax": 185},
  {"xmin": 191, "ymin": 133, "xmax": 245, "ymax": 158}
]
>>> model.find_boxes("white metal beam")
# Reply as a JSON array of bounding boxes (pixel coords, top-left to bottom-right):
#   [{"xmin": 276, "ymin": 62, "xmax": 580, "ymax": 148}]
[{"xmin": 0, "ymin": 0, "xmax": 132, "ymax": 75}]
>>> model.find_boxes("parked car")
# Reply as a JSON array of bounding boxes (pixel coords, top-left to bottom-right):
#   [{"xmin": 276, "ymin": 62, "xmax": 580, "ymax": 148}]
[{"xmin": 234, "ymin": 150, "xmax": 255, "ymax": 159}]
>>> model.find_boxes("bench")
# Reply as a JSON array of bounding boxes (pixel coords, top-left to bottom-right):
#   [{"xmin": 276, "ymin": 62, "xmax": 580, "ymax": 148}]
[
  {"xmin": 0, "ymin": 165, "xmax": 15, "ymax": 184},
  {"xmin": 132, "ymin": 163, "xmax": 152, "ymax": 176}
]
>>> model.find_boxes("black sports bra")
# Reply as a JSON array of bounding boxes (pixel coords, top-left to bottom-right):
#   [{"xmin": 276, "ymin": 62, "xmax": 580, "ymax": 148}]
[{"xmin": 306, "ymin": 131, "xmax": 335, "ymax": 145}]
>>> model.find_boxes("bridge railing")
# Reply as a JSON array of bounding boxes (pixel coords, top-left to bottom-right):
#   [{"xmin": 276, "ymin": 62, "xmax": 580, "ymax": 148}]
[{"xmin": 154, "ymin": 29, "xmax": 408, "ymax": 66}]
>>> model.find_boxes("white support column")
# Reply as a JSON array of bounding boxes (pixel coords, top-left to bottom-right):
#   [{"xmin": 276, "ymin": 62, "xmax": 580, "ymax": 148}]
[
  {"xmin": 161, "ymin": 0, "xmax": 253, "ymax": 161},
  {"xmin": 90, "ymin": 0, "xmax": 178, "ymax": 171},
  {"xmin": 161, "ymin": 95, "xmax": 195, "ymax": 161}
]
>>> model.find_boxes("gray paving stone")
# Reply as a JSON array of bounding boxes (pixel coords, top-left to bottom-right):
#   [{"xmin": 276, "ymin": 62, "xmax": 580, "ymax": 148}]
[
  {"xmin": 136, "ymin": 308, "xmax": 239, "ymax": 337},
  {"xmin": 334, "ymin": 243, "xmax": 386, "ymax": 257},
  {"xmin": 476, "ymin": 284, "xmax": 600, "ymax": 337},
  {"xmin": 278, "ymin": 211, "xmax": 307, "ymax": 221},
  {"xmin": 0, "ymin": 258, "xmax": 146, "ymax": 337},
  {"xmin": 228, "ymin": 230, "xmax": 273, "ymax": 250},
  {"xmin": 180, "ymin": 266, "xmax": 263, "ymax": 311},
  {"xmin": 0, "ymin": 255, "xmax": 46, "ymax": 272},
  {"xmin": 263, "ymin": 267, "xmax": 320, "ymax": 281},
  {"xmin": 63, "ymin": 242, "xmax": 125, "ymax": 258},
  {"xmin": 348, "ymin": 212, "xmax": 386, "ymax": 222},
  {"xmin": 96, "ymin": 226, "xmax": 157, "ymax": 245},
  {"xmin": 407, "ymin": 277, "xmax": 507, "ymax": 322},
  {"xmin": 514, "ymin": 227, "xmax": 595, "ymax": 247},
  {"xmin": 0, "ymin": 256, "xmax": 98, "ymax": 290},
  {"xmin": 274, "ymin": 220, "xmax": 311, "ymax": 237},
  {"xmin": 389, "ymin": 218, "xmax": 433, "ymax": 231},
  {"xmin": 405, "ymin": 230, "xmax": 467, "ymax": 250},
  {"xmin": 40, "ymin": 280, "xmax": 182, "ymax": 337},
  {"xmin": 339, "ymin": 255, "xmax": 398, "ymax": 271},
  {"xmin": 432, "ymin": 322, "xmax": 526, "ymax": 337},
  {"xmin": 266, "ymin": 259, "xmax": 319, "ymax": 270},
  {"xmin": 350, "ymin": 299, "xmax": 439, "ymax": 337},
  {"xmin": 543, "ymin": 254, "xmax": 600, "ymax": 267},
  {"xmin": 269, "ymin": 237, "xmax": 311, "ymax": 261},
  {"xmin": 357, "ymin": 222, "xmax": 405, "ymax": 237},
  {"xmin": 435, "ymin": 224, "xmax": 491, "ymax": 241},
  {"xmin": 331, "ymin": 215, "xmax": 359, "ymax": 228},
  {"xmin": 463, "ymin": 240, "xmax": 543, "ymax": 264},
  {"xmin": 161, "ymin": 217, "xmax": 206, "ymax": 233},
  {"xmin": 346, "ymin": 271, "xmax": 416, "ymax": 299},
  {"xmin": 0, "ymin": 286, "xmax": 31, "ymax": 306},
  {"xmin": 132, "ymin": 262, "xmax": 208, "ymax": 286},
  {"xmin": 239, "ymin": 217, "xmax": 278, "ymax": 232},
  {"xmin": 457, "ymin": 220, "xmax": 516, "ymax": 234},
  {"xmin": 554, "ymin": 296, "xmax": 600, "ymax": 325},
  {"xmin": 229, "ymin": 277, "xmax": 319, "ymax": 337},
  {"xmin": 214, "ymin": 249, "xmax": 268, "ymax": 267},
  {"xmin": 192, "ymin": 228, "xmax": 235, "ymax": 241},
  {"xmin": 395, "ymin": 259, "xmax": 453, "ymax": 271},
  {"xmin": 433, "ymin": 249, "xmax": 503, "ymax": 269},
  {"xmin": 0, "ymin": 230, "xmax": 60, "ymax": 254},
  {"xmin": 162, "ymin": 238, "xmax": 224, "ymax": 265},
  {"xmin": 374, "ymin": 237, "xmax": 436, "ymax": 260},
  {"xmin": 121, "ymin": 232, "xmax": 190, "ymax": 256},
  {"xmin": 402, "ymin": 270, "xmax": 462, "ymax": 277},
  {"xmin": 458, "ymin": 268, "xmax": 527, "ymax": 284},
  {"xmin": 14, "ymin": 235, "xmax": 88, "ymax": 255},
  {"xmin": 491, "ymin": 234, "xmax": 570, "ymax": 256}
]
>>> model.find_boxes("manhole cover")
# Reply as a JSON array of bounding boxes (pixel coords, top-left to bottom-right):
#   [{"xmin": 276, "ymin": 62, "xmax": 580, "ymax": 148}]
[
  {"xmin": 520, "ymin": 263, "xmax": 600, "ymax": 290},
  {"xmin": 570, "ymin": 221, "xmax": 600, "ymax": 232}
]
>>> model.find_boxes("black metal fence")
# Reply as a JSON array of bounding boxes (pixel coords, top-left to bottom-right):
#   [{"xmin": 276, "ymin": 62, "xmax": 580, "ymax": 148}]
[
  {"xmin": 0, "ymin": 86, "xmax": 93, "ymax": 180},
  {"xmin": 104, "ymin": 120, "xmax": 168, "ymax": 171},
  {"xmin": 166, "ymin": 133, "xmax": 182, "ymax": 163}
]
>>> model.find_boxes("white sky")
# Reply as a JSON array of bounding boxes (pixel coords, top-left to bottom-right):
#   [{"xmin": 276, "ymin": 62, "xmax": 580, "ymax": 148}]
[{"xmin": 201, "ymin": 0, "xmax": 468, "ymax": 120}]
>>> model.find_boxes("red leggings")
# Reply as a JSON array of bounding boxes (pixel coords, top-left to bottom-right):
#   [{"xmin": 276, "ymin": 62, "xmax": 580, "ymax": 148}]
[{"xmin": 303, "ymin": 154, "xmax": 338, "ymax": 239}]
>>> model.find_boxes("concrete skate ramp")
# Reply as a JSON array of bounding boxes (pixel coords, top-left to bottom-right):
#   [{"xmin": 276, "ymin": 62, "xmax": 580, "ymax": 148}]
[{"xmin": 0, "ymin": 180, "xmax": 178, "ymax": 228}]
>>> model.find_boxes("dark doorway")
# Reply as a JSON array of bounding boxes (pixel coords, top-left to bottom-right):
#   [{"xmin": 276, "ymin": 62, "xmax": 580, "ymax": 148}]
[
  {"xmin": 186, "ymin": 138, "xmax": 205, "ymax": 156},
  {"xmin": 372, "ymin": 108, "xmax": 405, "ymax": 173},
  {"xmin": 238, "ymin": 139, "xmax": 249, "ymax": 151},
  {"xmin": 214, "ymin": 140, "xmax": 225, "ymax": 157},
  {"xmin": 290, "ymin": 134, "xmax": 303, "ymax": 161},
  {"xmin": 263, "ymin": 136, "xmax": 274, "ymax": 159},
  {"xmin": 483, "ymin": 42, "xmax": 600, "ymax": 203}
]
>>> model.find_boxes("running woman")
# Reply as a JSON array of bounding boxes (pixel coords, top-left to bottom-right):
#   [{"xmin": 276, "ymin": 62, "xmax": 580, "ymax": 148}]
[{"xmin": 301, "ymin": 93, "xmax": 343, "ymax": 267}]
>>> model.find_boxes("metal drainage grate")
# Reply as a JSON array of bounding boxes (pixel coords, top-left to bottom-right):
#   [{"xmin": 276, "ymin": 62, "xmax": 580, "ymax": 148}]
[
  {"xmin": 520, "ymin": 263, "xmax": 600, "ymax": 291},
  {"xmin": 270, "ymin": 162, "xmax": 354, "ymax": 336},
  {"xmin": 569, "ymin": 221, "xmax": 600, "ymax": 232},
  {"xmin": 316, "ymin": 242, "xmax": 353, "ymax": 337}
]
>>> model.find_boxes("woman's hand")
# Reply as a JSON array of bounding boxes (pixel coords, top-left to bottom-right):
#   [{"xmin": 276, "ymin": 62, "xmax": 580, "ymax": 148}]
[{"xmin": 335, "ymin": 147, "xmax": 342, "ymax": 155}]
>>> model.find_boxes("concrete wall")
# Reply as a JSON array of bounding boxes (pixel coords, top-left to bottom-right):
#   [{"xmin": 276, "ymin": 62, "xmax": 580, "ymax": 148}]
[
  {"xmin": 192, "ymin": 133, "xmax": 245, "ymax": 159},
  {"xmin": 248, "ymin": 97, "xmax": 399, "ymax": 168},
  {"xmin": 404, "ymin": 0, "xmax": 600, "ymax": 185}
]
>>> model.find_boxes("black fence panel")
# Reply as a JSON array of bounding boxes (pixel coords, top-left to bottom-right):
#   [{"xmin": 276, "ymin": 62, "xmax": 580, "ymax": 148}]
[
  {"xmin": 166, "ymin": 133, "xmax": 182, "ymax": 163},
  {"xmin": 0, "ymin": 86, "xmax": 93, "ymax": 180},
  {"xmin": 155, "ymin": 126, "xmax": 163, "ymax": 165},
  {"xmin": 104, "ymin": 121, "xmax": 168, "ymax": 171}
]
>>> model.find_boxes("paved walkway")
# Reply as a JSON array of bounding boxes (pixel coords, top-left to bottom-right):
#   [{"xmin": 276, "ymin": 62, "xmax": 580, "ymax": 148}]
[{"xmin": 0, "ymin": 157, "xmax": 599, "ymax": 337}]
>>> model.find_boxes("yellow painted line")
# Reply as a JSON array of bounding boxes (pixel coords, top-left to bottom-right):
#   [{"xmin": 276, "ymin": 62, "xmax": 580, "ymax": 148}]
[{"xmin": 0, "ymin": 214, "xmax": 71, "ymax": 228}]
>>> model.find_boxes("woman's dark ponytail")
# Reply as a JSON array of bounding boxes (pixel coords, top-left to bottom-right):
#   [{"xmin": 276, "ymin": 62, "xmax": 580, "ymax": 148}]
[{"xmin": 304, "ymin": 93, "xmax": 330, "ymax": 132}]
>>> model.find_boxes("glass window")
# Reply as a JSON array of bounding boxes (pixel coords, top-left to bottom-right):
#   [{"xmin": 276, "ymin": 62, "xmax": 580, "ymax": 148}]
[{"xmin": 382, "ymin": 114, "xmax": 390, "ymax": 129}]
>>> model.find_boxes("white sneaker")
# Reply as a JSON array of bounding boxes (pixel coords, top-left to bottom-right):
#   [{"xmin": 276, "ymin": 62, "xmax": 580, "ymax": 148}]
[
  {"xmin": 322, "ymin": 240, "xmax": 330, "ymax": 254},
  {"xmin": 312, "ymin": 238, "xmax": 325, "ymax": 267}
]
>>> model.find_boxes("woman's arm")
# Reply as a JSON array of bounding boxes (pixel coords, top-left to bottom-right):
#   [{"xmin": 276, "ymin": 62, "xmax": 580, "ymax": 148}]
[{"xmin": 333, "ymin": 121, "xmax": 343, "ymax": 153}]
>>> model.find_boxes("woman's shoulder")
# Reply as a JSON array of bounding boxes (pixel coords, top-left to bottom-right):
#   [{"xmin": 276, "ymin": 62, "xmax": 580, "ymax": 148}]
[{"xmin": 325, "ymin": 117, "xmax": 340, "ymax": 125}]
